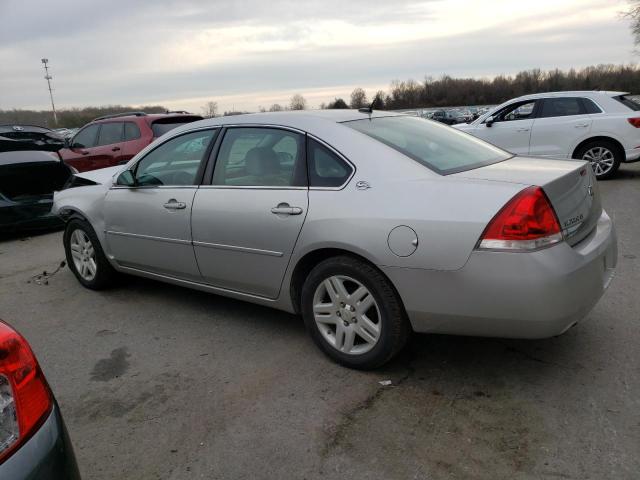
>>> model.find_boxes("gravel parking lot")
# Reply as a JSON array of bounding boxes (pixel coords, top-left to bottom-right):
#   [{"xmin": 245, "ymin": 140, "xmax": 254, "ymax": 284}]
[{"xmin": 1, "ymin": 164, "xmax": 639, "ymax": 480}]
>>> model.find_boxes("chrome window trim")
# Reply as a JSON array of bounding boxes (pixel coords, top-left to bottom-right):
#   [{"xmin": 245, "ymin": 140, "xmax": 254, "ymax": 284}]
[
  {"xmin": 197, "ymin": 185, "xmax": 307, "ymax": 191},
  {"xmin": 110, "ymin": 185, "xmax": 198, "ymax": 190},
  {"xmin": 306, "ymin": 133, "xmax": 356, "ymax": 191},
  {"xmin": 192, "ymin": 240, "xmax": 283, "ymax": 257},
  {"xmin": 106, "ymin": 230, "xmax": 191, "ymax": 245}
]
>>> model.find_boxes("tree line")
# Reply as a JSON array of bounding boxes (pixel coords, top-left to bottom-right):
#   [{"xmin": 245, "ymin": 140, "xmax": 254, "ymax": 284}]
[{"xmin": 3, "ymin": 64, "xmax": 640, "ymax": 128}]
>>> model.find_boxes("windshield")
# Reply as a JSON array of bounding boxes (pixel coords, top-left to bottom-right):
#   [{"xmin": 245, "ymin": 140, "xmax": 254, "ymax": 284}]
[
  {"xmin": 343, "ymin": 116, "xmax": 511, "ymax": 175},
  {"xmin": 615, "ymin": 94, "xmax": 640, "ymax": 111}
]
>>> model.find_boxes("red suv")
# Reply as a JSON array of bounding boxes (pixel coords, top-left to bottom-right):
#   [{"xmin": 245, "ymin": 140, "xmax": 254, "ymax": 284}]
[{"xmin": 59, "ymin": 111, "xmax": 202, "ymax": 172}]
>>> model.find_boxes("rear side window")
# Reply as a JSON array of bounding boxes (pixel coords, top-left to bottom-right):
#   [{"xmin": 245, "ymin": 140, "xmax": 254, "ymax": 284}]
[
  {"xmin": 344, "ymin": 116, "xmax": 510, "ymax": 175},
  {"xmin": 212, "ymin": 128, "xmax": 306, "ymax": 187},
  {"xmin": 97, "ymin": 122, "xmax": 123, "ymax": 146},
  {"xmin": 614, "ymin": 94, "xmax": 640, "ymax": 111},
  {"xmin": 307, "ymin": 138, "xmax": 353, "ymax": 187},
  {"xmin": 71, "ymin": 124, "xmax": 100, "ymax": 148},
  {"xmin": 581, "ymin": 98, "xmax": 603, "ymax": 114},
  {"xmin": 124, "ymin": 122, "xmax": 141, "ymax": 141},
  {"xmin": 540, "ymin": 98, "xmax": 584, "ymax": 118}
]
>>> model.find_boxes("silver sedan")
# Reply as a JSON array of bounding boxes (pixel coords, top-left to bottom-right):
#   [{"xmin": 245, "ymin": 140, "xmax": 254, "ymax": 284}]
[{"xmin": 53, "ymin": 110, "xmax": 617, "ymax": 369}]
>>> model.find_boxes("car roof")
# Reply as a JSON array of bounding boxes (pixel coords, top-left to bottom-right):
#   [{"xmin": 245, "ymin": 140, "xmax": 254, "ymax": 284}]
[
  {"xmin": 91, "ymin": 113, "xmax": 203, "ymax": 123},
  {"xmin": 511, "ymin": 91, "xmax": 629, "ymax": 102},
  {"xmin": 174, "ymin": 109, "xmax": 405, "ymax": 132}
]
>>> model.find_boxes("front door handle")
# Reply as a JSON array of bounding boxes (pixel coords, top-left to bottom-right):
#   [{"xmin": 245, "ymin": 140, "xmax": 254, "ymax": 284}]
[
  {"xmin": 271, "ymin": 203, "xmax": 303, "ymax": 216},
  {"xmin": 574, "ymin": 123, "xmax": 590, "ymax": 128},
  {"xmin": 163, "ymin": 199, "xmax": 187, "ymax": 210},
  {"xmin": 112, "ymin": 146, "xmax": 121, "ymax": 152},
  {"xmin": 516, "ymin": 127, "xmax": 530, "ymax": 132}
]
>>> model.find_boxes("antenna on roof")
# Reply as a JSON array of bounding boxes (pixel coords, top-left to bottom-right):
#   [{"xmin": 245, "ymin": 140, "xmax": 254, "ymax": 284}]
[{"xmin": 358, "ymin": 94, "xmax": 382, "ymax": 115}]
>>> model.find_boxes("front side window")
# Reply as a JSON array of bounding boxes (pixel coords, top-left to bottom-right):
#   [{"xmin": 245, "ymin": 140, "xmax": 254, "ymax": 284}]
[
  {"xmin": 71, "ymin": 124, "xmax": 100, "ymax": 148},
  {"xmin": 494, "ymin": 101, "xmax": 537, "ymax": 122},
  {"xmin": 134, "ymin": 129, "xmax": 215, "ymax": 186},
  {"xmin": 344, "ymin": 116, "xmax": 511, "ymax": 175},
  {"xmin": 307, "ymin": 138, "xmax": 353, "ymax": 187},
  {"xmin": 212, "ymin": 128, "xmax": 306, "ymax": 187},
  {"xmin": 97, "ymin": 122, "xmax": 123, "ymax": 146},
  {"xmin": 540, "ymin": 98, "xmax": 583, "ymax": 118}
]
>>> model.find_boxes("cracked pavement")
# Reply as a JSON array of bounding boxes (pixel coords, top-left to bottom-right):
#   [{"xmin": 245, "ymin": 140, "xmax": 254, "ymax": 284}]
[{"xmin": 0, "ymin": 163, "xmax": 638, "ymax": 479}]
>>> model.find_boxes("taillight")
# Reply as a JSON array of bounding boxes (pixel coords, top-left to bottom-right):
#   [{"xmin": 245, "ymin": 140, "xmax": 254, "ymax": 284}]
[
  {"xmin": 0, "ymin": 321, "xmax": 52, "ymax": 464},
  {"xmin": 627, "ymin": 117, "xmax": 640, "ymax": 128},
  {"xmin": 477, "ymin": 186, "xmax": 562, "ymax": 251}
]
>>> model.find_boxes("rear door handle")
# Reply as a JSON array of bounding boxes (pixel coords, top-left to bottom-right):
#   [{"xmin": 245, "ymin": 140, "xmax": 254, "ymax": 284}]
[
  {"xmin": 163, "ymin": 199, "xmax": 187, "ymax": 210},
  {"xmin": 271, "ymin": 203, "xmax": 303, "ymax": 215},
  {"xmin": 516, "ymin": 128, "xmax": 530, "ymax": 132},
  {"xmin": 112, "ymin": 146, "xmax": 121, "ymax": 151},
  {"xmin": 574, "ymin": 123, "xmax": 589, "ymax": 128}
]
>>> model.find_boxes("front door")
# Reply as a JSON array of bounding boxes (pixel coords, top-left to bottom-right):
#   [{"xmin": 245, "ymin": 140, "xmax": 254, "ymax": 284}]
[
  {"xmin": 474, "ymin": 100, "xmax": 539, "ymax": 155},
  {"xmin": 192, "ymin": 127, "xmax": 308, "ymax": 298},
  {"xmin": 104, "ymin": 128, "xmax": 217, "ymax": 280}
]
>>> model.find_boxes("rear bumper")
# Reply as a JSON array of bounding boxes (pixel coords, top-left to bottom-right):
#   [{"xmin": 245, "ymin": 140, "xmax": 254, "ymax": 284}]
[
  {"xmin": 383, "ymin": 210, "xmax": 617, "ymax": 339},
  {"xmin": 624, "ymin": 148, "xmax": 640, "ymax": 163},
  {"xmin": 0, "ymin": 403, "xmax": 80, "ymax": 480}
]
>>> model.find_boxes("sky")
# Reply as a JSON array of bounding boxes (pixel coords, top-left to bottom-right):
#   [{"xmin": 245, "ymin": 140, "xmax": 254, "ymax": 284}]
[{"xmin": 0, "ymin": 0, "xmax": 635, "ymax": 113}]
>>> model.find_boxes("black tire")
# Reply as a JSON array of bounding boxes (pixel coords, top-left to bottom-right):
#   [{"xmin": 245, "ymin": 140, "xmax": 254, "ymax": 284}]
[
  {"xmin": 63, "ymin": 218, "xmax": 117, "ymax": 290},
  {"xmin": 301, "ymin": 255, "xmax": 410, "ymax": 370},
  {"xmin": 574, "ymin": 140, "xmax": 622, "ymax": 180}
]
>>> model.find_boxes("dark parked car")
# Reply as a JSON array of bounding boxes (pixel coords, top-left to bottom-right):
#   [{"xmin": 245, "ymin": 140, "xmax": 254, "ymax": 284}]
[
  {"xmin": 59, "ymin": 111, "xmax": 203, "ymax": 172},
  {"xmin": 0, "ymin": 319, "xmax": 80, "ymax": 479},
  {"xmin": 0, "ymin": 126, "xmax": 74, "ymax": 232}
]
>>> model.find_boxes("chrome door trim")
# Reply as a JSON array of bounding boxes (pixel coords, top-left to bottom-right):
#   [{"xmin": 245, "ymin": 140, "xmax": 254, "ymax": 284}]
[
  {"xmin": 192, "ymin": 240, "xmax": 283, "ymax": 257},
  {"xmin": 106, "ymin": 230, "xmax": 192, "ymax": 245},
  {"xmin": 197, "ymin": 185, "xmax": 307, "ymax": 191},
  {"xmin": 117, "ymin": 265, "xmax": 279, "ymax": 302}
]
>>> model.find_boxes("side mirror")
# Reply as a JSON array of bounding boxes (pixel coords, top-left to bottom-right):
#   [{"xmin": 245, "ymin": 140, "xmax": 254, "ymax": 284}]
[
  {"xmin": 64, "ymin": 137, "xmax": 71, "ymax": 148},
  {"xmin": 485, "ymin": 116, "xmax": 495, "ymax": 127},
  {"xmin": 116, "ymin": 170, "xmax": 135, "ymax": 187}
]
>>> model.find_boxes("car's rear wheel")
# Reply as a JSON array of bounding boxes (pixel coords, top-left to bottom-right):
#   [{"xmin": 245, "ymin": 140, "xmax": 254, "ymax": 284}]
[
  {"xmin": 64, "ymin": 218, "xmax": 116, "ymax": 289},
  {"xmin": 575, "ymin": 140, "xmax": 621, "ymax": 180},
  {"xmin": 301, "ymin": 255, "xmax": 410, "ymax": 369}
]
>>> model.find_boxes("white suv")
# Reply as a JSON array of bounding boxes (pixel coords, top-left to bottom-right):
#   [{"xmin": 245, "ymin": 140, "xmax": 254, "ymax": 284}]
[{"xmin": 454, "ymin": 91, "xmax": 640, "ymax": 179}]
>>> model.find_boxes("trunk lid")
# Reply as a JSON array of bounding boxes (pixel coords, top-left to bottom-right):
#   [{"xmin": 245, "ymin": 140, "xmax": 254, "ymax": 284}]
[{"xmin": 453, "ymin": 156, "xmax": 601, "ymax": 246}]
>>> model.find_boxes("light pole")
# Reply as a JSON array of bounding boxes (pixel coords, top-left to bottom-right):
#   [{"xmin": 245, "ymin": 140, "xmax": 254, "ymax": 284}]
[{"xmin": 41, "ymin": 58, "xmax": 58, "ymax": 126}]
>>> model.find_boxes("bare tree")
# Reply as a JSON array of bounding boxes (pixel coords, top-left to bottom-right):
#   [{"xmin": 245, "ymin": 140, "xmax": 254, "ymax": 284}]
[
  {"xmin": 625, "ymin": 0, "xmax": 640, "ymax": 48},
  {"xmin": 268, "ymin": 103, "xmax": 284, "ymax": 112},
  {"xmin": 350, "ymin": 88, "xmax": 368, "ymax": 109},
  {"xmin": 289, "ymin": 94, "xmax": 307, "ymax": 110},
  {"xmin": 201, "ymin": 101, "xmax": 218, "ymax": 118}
]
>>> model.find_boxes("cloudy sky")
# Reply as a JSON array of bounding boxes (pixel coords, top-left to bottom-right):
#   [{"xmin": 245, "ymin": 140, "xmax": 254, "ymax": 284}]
[{"xmin": 0, "ymin": 0, "xmax": 635, "ymax": 113}]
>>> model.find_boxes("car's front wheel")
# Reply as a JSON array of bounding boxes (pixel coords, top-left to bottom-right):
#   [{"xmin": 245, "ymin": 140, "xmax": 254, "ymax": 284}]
[
  {"xmin": 301, "ymin": 256, "xmax": 410, "ymax": 369},
  {"xmin": 64, "ymin": 218, "xmax": 116, "ymax": 289},
  {"xmin": 575, "ymin": 140, "xmax": 622, "ymax": 180}
]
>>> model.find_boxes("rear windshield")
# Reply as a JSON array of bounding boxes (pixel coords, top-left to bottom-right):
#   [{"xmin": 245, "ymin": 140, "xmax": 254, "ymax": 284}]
[
  {"xmin": 614, "ymin": 95, "xmax": 640, "ymax": 111},
  {"xmin": 343, "ymin": 116, "xmax": 511, "ymax": 175},
  {"xmin": 151, "ymin": 118, "xmax": 201, "ymax": 137}
]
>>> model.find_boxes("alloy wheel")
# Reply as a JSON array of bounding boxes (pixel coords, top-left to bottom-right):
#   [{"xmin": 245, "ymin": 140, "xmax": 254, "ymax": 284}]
[
  {"xmin": 69, "ymin": 229, "xmax": 97, "ymax": 281},
  {"xmin": 312, "ymin": 275, "xmax": 382, "ymax": 355},
  {"xmin": 582, "ymin": 147, "xmax": 615, "ymax": 177}
]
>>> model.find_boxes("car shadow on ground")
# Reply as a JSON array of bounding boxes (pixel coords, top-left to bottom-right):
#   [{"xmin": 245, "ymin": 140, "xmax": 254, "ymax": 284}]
[
  {"xmin": 0, "ymin": 225, "xmax": 63, "ymax": 243},
  {"xmin": 106, "ymin": 272, "xmax": 585, "ymax": 382}
]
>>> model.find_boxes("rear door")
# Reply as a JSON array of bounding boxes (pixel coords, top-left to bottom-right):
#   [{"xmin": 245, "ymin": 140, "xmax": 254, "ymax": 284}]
[
  {"xmin": 473, "ymin": 100, "xmax": 539, "ymax": 155},
  {"xmin": 120, "ymin": 121, "xmax": 147, "ymax": 163},
  {"xmin": 529, "ymin": 97, "xmax": 593, "ymax": 158},
  {"xmin": 92, "ymin": 121, "xmax": 125, "ymax": 167},
  {"xmin": 191, "ymin": 126, "xmax": 308, "ymax": 298}
]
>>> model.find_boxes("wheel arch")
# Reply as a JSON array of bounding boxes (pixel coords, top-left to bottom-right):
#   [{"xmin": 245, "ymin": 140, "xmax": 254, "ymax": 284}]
[
  {"xmin": 288, "ymin": 247, "xmax": 405, "ymax": 316},
  {"xmin": 572, "ymin": 136, "xmax": 625, "ymax": 160}
]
